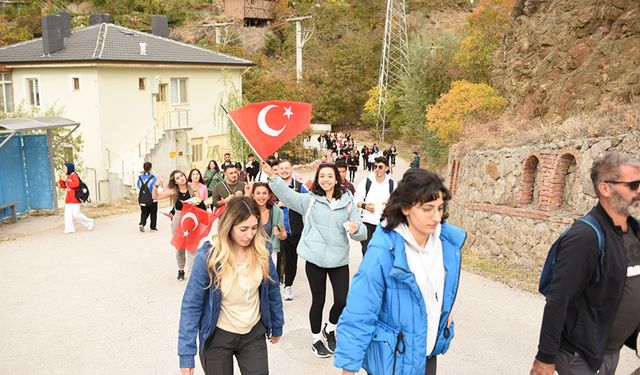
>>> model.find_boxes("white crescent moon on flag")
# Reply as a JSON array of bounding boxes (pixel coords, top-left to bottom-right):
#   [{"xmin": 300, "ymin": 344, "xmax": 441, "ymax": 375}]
[
  {"xmin": 257, "ymin": 104, "xmax": 286, "ymax": 137},
  {"xmin": 181, "ymin": 212, "xmax": 199, "ymax": 231}
]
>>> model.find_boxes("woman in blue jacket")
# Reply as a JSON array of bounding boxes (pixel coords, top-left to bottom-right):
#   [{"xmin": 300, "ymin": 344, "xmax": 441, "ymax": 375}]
[
  {"xmin": 178, "ymin": 196, "xmax": 284, "ymax": 375},
  {"xmin": 263, "ymin": 162, "xmax": 367, "ymax": 359},
  {"xmin": 334, "ymin": 168, "xmax": 466, "ymax": 375}
]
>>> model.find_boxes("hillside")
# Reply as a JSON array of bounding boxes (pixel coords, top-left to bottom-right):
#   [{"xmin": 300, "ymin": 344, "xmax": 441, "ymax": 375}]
[{"xmin": 491, "ymin": 0, "xmax": 640, "ymax": 121}]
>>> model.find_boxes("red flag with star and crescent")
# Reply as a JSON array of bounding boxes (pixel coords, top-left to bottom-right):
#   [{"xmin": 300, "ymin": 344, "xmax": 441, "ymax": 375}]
[
  {"xmin": 171, "ymin": 204, "xmax": 226, "ymax": 252},
  {"xmin": 228, "ymin": 101, "xmax": 312, "ymax": 160}
]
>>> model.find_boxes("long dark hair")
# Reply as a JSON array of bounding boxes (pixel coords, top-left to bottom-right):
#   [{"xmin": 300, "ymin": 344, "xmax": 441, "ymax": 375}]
[
  {"xmin": 206, "ymin": 160, "xmax": 219, "ymax": 172},
  {"xmin": 382, "ymin": 168, "xmax": 451, "ymax": 231},
  {"xmin": 188, "ymin": 168, "xmax": 204, "ymax": 184},
  {"xmin": 311, "ymin": 163, "xmax": 345, "ymax": 200}
]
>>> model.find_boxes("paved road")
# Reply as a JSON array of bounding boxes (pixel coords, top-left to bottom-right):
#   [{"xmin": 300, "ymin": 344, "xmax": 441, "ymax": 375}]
[{"xmin": 1, "ymin": 154, "xmax": 638, "ymax": 374}]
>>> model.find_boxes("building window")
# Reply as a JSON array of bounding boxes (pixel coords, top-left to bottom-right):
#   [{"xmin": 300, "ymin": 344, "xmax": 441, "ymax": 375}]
[
  {"xmin": 0, "ymin": 72, "xmax": 14, "ymax": 113},
  {"xmin": 71, "ymin": 77, "xmax": 80, "ymax": 91},
  {"xmin": 26, "ymin": 78, "xmax": 40, "ymax": 107},
  {"xmin": 170, "ymin": 77, "xmax": 188, "ymax": 104},
  {"xmin": 156, "ymin": 83, "xmax": 167, "ymax": 102},
  {"xmin": 192, "ymin": 143, "xmax": 203, "ymax": 163},
  {"xmin": 139, "ymin": 77, "xmax": 146, "ymax": 90}
]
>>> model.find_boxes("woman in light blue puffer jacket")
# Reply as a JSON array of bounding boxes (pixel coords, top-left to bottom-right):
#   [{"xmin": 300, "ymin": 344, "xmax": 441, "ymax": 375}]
[{"xmin": 264, "ymin": 162, "xmax": 367, "ymax": 359}]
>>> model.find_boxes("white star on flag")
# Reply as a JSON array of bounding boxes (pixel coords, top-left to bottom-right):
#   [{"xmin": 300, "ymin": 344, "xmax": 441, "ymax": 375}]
[
  {"xmin": 183, "ymin": 230, "xmax": 190, "ymax": 237},
  {"xmin": 283, "ymin": 107, "xmax": 294, "ymax": 119}
]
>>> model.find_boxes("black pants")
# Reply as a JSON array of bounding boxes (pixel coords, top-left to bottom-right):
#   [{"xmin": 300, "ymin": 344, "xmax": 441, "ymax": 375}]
[
  {"xmin": 360, "ymin": 223, "xmax": 378, "ymax": 256},
  {"xmin": 279, "ymin": 233, "xmax": 301, "ymax": 287},
  {"xmin": 200, "ymin": 321, "xmax": 268, "ymax": 375},
  {"xmin": 305, "ymin": 261, "xmax": 349, "ymax": 334},
  {"xmin": 349, "ymin": 168, "xmax": 357, "ymax": 182},
  {"xmin": 139, "ymin": 202, "xmax": 157, "ymax": 230}
]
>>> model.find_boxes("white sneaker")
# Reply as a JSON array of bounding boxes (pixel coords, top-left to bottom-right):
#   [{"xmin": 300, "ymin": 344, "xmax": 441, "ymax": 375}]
[
  {"xmin": 283, "ymin": 286, "xmax": 293, "ymax": 301},
  {"xmin": 87, "ymin": 220, "xmax": 94, "ymax": 231}
]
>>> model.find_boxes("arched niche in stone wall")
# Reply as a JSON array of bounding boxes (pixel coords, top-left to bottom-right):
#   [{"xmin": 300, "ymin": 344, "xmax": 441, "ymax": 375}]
[
  {"xmin": 549, "ymin": 151, "xmax": 579, "ymax": 211},
  {"xmin": 518, "ymin": 154, "xmax": 540, "ymax": 206}
]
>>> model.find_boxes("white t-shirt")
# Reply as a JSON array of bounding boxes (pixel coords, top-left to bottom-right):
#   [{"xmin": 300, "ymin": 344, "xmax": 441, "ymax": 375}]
[
  {"xmin": 395, "ymin": 223, "xmax": 444, "ymax": 356},
  {"xmin": 353, "ymin": 174, "xmax": 396, "ymax": 225}
]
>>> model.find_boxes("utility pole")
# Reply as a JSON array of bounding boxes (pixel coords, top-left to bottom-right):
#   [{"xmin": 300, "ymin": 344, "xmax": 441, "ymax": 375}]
[
  {"xmin": 203, "ymin": 22, "xmax": 234, "ymax": 45},
  {"xmin": 376, "ymin": 0, "xmax": 409, "ymax": 141},
  {"xmin": 214, "ymin": 22, "xmax": 233, "ymax": 45},
  {"xmin": 286, "ymin": 16, "xmax": 313, "ymax": 82}
]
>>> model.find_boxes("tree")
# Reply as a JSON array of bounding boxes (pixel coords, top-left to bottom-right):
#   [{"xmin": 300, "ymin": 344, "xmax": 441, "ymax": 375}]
[
  {"xmin": 454, "ymin": 0, "xmax": 513, "ymax": 82},
  {"xmin": 425, "ymin": 80, "xmax": 508, "ymax": 144}
]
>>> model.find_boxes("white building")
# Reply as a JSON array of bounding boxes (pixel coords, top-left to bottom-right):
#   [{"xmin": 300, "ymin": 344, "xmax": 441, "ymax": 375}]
[{"xmin": 0, "ymin": 15, "xmax": 252, "ymax": 201}]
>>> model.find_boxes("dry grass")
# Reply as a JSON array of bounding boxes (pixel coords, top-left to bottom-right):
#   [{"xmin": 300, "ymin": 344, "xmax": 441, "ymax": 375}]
[
  {"xmin": 462, "ymin": 249, "xmax": 540, "ymax": 294},
  {"xmin": 452, "ymin": 103, "xmax": 640, "ymax": 155}
]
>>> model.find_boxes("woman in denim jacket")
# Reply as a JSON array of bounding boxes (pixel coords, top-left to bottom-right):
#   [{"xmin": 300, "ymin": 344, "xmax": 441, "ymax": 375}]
[
  {"xmin": 334, "ymin": 169, "xmax": 466, "ymax": 375},
  {"xmin": 178, "ymin": 197, "xmax": 284, "ymax": 375}
]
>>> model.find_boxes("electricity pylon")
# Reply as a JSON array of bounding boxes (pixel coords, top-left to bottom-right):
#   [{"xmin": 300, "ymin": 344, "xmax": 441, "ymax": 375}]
[{"xmin": 376, "ymin": 0, "xmax": 409, "ymax": 141}]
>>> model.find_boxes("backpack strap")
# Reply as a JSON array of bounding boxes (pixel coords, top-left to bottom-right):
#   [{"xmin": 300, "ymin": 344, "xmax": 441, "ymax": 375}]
[
  {"xmin": 576, "ymin": 214, "xmax": 605, "ymax": 283},
  {"xmin": 143, "ymin": 175, "xmax": 153, "ymax": 186},
  {"xmin": 388, "ymin": 179, "xmax": 394, "ymax": 195},
  {"xmin": 364, "ymin": 177, "xmax": 372, "ymax": 202}
]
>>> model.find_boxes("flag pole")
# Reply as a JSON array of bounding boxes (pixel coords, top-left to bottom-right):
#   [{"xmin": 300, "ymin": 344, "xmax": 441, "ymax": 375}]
[{"xmin": 220, "ymin": 104, "xmax": 264, "ymax": 164}]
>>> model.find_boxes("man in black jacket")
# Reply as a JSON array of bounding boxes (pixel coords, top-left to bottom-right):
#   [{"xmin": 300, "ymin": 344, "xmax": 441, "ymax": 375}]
[{"xmin": 531, "ymin": 152, "xmax": 640, "ymax": 375}]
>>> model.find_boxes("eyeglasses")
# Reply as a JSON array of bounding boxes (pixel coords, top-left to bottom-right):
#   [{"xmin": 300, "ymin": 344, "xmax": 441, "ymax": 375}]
[
  {"xmin": 606, "ymin": 180, "xmax": 640, "ymax": 191},
  {"xmin": 375, "ymin": 165, "xmax": 386, "ymax": 170}
]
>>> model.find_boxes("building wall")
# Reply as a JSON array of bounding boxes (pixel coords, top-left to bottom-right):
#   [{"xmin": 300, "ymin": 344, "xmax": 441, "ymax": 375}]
[
  {"xmin": 11, "ymin": 66, "xmax": 102, "ymax": 178},
  {"xmin": 446, "ymin": 131, "xmax": 640, "ymax": 269},
  {"xmin": 11, "ymin": 64, "xmax": 243, "ymax": 200}
]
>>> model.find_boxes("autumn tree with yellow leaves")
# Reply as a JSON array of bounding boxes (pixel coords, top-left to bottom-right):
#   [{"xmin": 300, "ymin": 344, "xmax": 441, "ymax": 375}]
[{"xmin": 425, "ymin": 80, "xmax": 508, "ymax": 145}]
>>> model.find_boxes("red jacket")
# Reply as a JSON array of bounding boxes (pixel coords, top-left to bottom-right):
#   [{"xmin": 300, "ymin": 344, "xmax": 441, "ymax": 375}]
[{"xmin": 58, "ymin": 173, "xmax": 80, "ymax": 204}]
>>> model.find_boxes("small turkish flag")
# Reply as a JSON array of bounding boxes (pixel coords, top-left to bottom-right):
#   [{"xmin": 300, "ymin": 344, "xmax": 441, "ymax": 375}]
[
  {"xmin": 229, "ymin": 101, "xmax": 312, "ymax": 160},
  {"xmin": 171, "ymin": 204, "xmax": 226, "ymax": 252}
]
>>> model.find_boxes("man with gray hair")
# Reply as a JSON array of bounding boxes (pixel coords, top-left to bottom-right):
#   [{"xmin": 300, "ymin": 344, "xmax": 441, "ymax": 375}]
[{"xmin": 531, "ymin": 152, "xmax": 640, "ymax": 375}]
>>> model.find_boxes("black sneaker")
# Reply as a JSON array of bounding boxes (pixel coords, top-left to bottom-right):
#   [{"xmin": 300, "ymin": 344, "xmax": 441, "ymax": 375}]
[
  {"xmin": 311, "ymin": 340, "xmax": 332, "ymax": 358},
  {"xmin": 322, "ymin": 324, "xmax": 336, "ymax": 353},
  {"xmin": 177, "ymin": 270, "xmax": 185, "ymax": 280}
]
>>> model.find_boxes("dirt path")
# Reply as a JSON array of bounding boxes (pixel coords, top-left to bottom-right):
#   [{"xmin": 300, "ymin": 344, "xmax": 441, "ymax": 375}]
[{"xmin": 1, "ymin": 156, "xmax": 638, "ymax": 374}]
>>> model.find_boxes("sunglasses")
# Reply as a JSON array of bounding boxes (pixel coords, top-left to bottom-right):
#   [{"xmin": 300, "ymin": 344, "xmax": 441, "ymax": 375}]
[
  {"xmin": 606, "ymin": 180, "xmax": 640, "ymax": 191},
  {"xmin": 375, "ymin": 165, "xmax": 386, "ymax": 170}
]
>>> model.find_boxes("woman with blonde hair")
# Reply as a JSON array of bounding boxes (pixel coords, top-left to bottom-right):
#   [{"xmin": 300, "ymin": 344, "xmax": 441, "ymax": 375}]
[
  {"xmin": 152, "ymin": 169, "xmax": 204, "ymax": 280},
  {"xmin": 178, "ymin": 196, "xmax": 284, "ymax": 375}
]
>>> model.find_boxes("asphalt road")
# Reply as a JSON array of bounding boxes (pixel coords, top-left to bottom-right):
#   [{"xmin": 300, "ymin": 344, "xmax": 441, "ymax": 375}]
[{"xmin": 1, "ymin": 154, "xmax": 638, "ymax": 374}]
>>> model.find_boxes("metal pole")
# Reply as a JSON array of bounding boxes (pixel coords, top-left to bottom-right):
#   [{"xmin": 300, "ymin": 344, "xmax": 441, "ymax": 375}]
[
  {"xmin": 295, "ymin": 20, "xmax": 302, "ymax": 82},
  {"xmin": 287, "ymin": 16, "xmax": 312, "ymax": 83},
  {"xmin": 215, "ymin": 25, "xmax": 222, "ymax": 45},
  {"xmin": 46, "ymin": 129, "xmax": 58, "ymax": 214}
]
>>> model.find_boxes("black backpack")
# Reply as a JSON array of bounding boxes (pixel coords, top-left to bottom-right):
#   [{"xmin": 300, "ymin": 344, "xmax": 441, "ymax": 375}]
[
  {"xmin": 538, "ymin": 215, "xmax": 604, "ymax": 295},
  {"xmin": 75, "ymin": 175, "xmax": 90, "ymax": 203},
  {"xmin": 138, "ymin": 175, "xmax": 154, "ymax": 206}
]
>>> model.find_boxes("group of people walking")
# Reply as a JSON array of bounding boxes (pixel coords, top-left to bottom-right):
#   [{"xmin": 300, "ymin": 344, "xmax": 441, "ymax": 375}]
[
  {"xmin": 57, "ymin": 145, "xmax": 639, "ymax": 375},
  {"xmin": 173, "ymin": 142, "xmax": 475, "ymax": 375}
]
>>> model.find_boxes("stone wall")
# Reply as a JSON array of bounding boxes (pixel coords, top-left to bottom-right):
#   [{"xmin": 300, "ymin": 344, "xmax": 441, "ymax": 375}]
[{"xmin": 446, "ymin": 131, "xmax": 640, "ymax": 269}]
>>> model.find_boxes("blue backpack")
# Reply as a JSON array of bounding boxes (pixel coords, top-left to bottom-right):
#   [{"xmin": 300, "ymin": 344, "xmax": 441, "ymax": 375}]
[{"xmin": 538, "ymin": 215, "xmax": 605, "ymax": 296}]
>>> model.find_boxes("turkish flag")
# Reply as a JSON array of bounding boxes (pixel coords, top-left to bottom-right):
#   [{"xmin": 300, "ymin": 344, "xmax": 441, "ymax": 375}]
[
  {"xmin": 229, "ymin": 101, "xmax": 312, "ymax": 160},
  {"xmin": 171, "ymin": 204, "xmax": 226, "ymax": 252}
]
